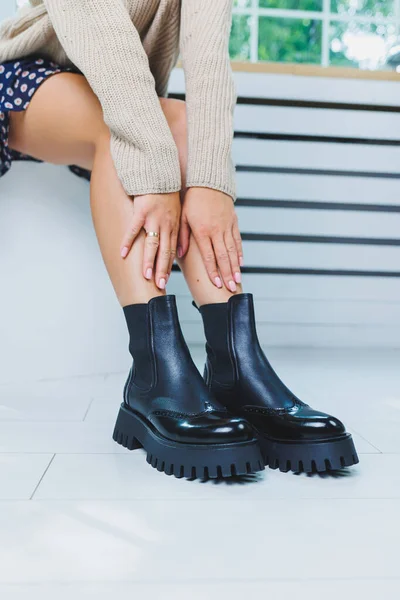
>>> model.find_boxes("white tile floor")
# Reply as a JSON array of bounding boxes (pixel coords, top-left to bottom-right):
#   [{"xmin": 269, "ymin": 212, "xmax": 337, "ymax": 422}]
[{"xmin": 1, "ymin": 347, "xmax": 399, "ymax": 599}]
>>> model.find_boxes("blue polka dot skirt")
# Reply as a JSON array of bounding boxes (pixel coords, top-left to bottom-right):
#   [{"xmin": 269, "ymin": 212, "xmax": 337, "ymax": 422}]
[{"xmin": 0, "ymin": 54, "xmax": 91, "ymax": 182}]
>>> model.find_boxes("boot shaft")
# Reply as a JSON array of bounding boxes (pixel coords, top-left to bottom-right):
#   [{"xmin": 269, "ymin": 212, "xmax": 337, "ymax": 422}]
[
  {"xmin": 199, "ymin": 293, "xmax": 264, "ymax": 386},
  {"xmin": 198, "ymin": 293, "xmax": 296, "ymax": 411},
  {"xmin": 124, "ymin": 295, "xmax": 212, "ymax": 414}
]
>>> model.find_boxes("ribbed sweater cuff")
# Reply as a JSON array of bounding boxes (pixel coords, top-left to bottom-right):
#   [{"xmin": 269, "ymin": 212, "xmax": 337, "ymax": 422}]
[
  {"xmin": 185, "ymin": 180, "xmax": 237, "ymax": 202},
  {"xmin": 185, "ymin": 126, "xmax": 237, "ymax": 202},
  {"xmin": 111, "ymin": 135, "xmax": 182, "ymax": 197}
]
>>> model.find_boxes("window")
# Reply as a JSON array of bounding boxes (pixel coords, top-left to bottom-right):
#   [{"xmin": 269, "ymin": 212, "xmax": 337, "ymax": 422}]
[{"xmin": 230, "ymin": 0, "xmax": 400, "ymax": 70}]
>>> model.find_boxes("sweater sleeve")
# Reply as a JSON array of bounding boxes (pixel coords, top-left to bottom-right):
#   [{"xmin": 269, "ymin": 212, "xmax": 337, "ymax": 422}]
[
  {"xmin": 180, "ymin": 0, "xmax": 237, "ymax": 201},
  {"xmin": 43, "ymin": 0, "xmax": 181, "ymax": 197}
]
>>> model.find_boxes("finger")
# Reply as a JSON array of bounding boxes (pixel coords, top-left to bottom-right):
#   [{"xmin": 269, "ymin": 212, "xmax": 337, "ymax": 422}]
[
  {"xmin": 155, "ymin": 227, "xmax": 172, "ymax": 290},
  {"xmin": 120, "ymin": 211, "xmax": 146, "ymax": 259},
  {"xmin": 224, "ymin": 229, "xmax": 241, "ymax": 286},
  {"xmin": 142, "ymin": 227, "xmax": 160, "ymax": 281},
  {"xmin": 195, "ymin": 233, "xmax": 222, "ymax": 289},
  {"xmin": 167, "ymin": 228, "xmax": 178, "ymax": 282},
  {"xmin": 233, "ymin": 216, "xmax": 244, "ymax": 267},
  {"xmin": 177, "ymin": 215, "xmax": 190, "ymax": 259},
  {"xmin": 212, "ymin": 234, "xmax": 236, "ymax": 293}
]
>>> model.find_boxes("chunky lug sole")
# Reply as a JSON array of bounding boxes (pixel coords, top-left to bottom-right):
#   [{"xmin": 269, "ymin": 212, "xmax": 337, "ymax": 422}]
[
  {"xmin": 258, "ymin": 433, "xmax": 359, "ymax": 473},
  {"xmin": 113, "ymin": 403, "xmax": 265, "ymax": 480}
]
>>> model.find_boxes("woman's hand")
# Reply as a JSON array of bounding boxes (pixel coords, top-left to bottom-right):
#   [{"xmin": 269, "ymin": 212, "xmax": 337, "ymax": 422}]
[
  {"xmin": 120, "ymin": 192, "xmax": 181, "ymax": 290},
  {"xmin": 178, "ymin": 188, "xmax": 243, "ymax": 292}
]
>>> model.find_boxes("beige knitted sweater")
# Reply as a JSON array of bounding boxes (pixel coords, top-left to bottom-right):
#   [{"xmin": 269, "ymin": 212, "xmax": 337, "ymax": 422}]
[{"xmin": 0, "ymin": 0, "xmax": 237, "ymax": 200}]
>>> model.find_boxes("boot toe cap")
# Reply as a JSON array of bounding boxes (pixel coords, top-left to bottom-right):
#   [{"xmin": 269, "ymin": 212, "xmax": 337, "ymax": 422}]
[
  {"xmin": 302, "ymin": 412, "xmax": 346, "ymax": 438},
  {"xmin": 284, "ymin": 407, "xmax": 347, "ymax": 441},
  {"xmin": 150, "ymin": 411, "xmax": 255, "ymax": 445},
  {"xmin": 208, "ymin": 414, "xmax": 255, "ymax": 444},
  {"xmin": 243, "ymin": 404, "xmax": 347, "ymax": 441}
]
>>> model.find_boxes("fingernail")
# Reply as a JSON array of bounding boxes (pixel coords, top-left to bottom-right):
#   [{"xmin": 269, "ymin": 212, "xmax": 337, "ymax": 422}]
[
  {"xmin": 234, "ymin": 272, "xmax": 241, "ymax": 284},
  {"xmin": 229, "ymin": 280, "xmax": 237, "ymax": 292},
  {"xmin": 145, "ymin": 268, "xmax": 152, "ymax": 280},
  {"xmin": 239, "ymin": 256, "xmax": 244, "ymax": 267},
  {"xmin": 177, "ymin": 246, "xmax": 183, "ymax": 258},
  {"xmin": 121, "ymin": 247, "xmax": 129, "ymax": 258},
  {"xmin": 159, "ymin": 278, "xmax": 166, "ymax": 290},
  {"xmin": 215, "ymin": 277, "xmax": 222, "ymax": 289}
]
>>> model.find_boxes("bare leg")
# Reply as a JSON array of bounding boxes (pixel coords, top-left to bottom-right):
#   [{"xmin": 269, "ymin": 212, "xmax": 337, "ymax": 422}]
[
  {"xmin": 89, "ymin": 133, "xmax": 161, "ymax": 306},
  {"xmin": 170, "ymin": 104, "xmax": 244, "ymax": 306},
  {"xmin": 9, "ymin": 73, "xmax": 182, "ymax": 306}
]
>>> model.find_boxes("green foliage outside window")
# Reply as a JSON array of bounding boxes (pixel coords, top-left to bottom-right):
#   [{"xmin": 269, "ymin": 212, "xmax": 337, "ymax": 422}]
[
  {"xmin": 331, "ymin": 0, "xmax": 395, "ymax": 16},
  {"xmin": 230, "ymin": 15, "xmax": 252, "ymax": 61},
  {"xmin": 229, "ymin": 0, "xmax": 400, "ymax": 70},
  {"xmin": 259, "ymin": 0, "xmax": 322, "ymax": 9},
  {"xmin": 258, "ymin": 18, "xmax": 322, "ymax": 64}
]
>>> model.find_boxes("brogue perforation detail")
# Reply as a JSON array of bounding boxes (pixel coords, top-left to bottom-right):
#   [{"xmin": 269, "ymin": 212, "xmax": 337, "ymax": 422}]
[
  {"xmin": 151, "ymin": 406, "xmax": 226, "ymax": 420},
  {"xmin": 243, "ymin": 406, "xmax": 293, "ymax": 416},
  {"xmin": 243, "ymin": 406, "xmax": 296, "ymax": 416},
  {"xmin": 243, "ymin": 401, "xmax": 307, "ymax": 417}
]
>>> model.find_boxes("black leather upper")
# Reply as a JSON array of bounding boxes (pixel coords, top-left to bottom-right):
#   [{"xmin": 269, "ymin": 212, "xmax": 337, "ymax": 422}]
[
  {"xmin": 123, "ymin": 295, "xmax": 254, "ymax": 445},
  {"xmin": 199, "ymin": 294, "xmax": 346, "ymax": 442}
]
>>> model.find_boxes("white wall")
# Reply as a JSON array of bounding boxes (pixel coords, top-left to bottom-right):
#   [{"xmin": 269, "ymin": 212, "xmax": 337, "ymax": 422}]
[
  {"xmin": 1, "ymin": 68, "xmax": 400, "ymax": 384},
  {"xmin": 0, "ymin": 163, "xmax": 132, "ymax": 384}
]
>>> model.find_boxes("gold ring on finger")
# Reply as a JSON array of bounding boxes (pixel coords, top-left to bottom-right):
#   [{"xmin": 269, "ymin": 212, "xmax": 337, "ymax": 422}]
[{"xmin": 146, "ymin": 231, "xmax": 159, "ymax": 238}]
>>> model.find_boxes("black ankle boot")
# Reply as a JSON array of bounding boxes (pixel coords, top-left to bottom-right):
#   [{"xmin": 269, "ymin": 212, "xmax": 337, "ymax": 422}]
[
  {"xmin": 197, "ymin": 293, "xmax": 359, "ymax": 474},
  {"xmin": 112, "ymin": 295, "xmax": 264, "ymax": 479}
]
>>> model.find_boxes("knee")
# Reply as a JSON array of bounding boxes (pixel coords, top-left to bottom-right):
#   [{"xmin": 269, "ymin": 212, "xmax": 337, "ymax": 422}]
[{"xmin": 92, "ymin": 122, "xmax": 111, "ymax": 155}]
